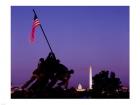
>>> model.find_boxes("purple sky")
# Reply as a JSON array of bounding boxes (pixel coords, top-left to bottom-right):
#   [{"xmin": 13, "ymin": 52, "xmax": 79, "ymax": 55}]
[{"xmin": 11, "ymin": 6, "xmax": 129, "ymax": 88}]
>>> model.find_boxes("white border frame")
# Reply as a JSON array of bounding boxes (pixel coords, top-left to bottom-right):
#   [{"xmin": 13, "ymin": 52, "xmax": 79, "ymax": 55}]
[{"xmin": 0, "ymin": 0, "xmax": 140, "ymax": 105}]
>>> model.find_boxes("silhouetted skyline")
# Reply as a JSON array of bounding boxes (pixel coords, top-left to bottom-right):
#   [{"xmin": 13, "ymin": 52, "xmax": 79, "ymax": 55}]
[{"xmin": 11, "ymin": 6, "xmax": 129, "ymax": 88}]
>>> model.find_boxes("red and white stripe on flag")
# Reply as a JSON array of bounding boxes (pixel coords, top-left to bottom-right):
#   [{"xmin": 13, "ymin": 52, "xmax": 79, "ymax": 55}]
[{"xmin": 30, "ymin": 18, "xmax": 40, "ymax": 42}]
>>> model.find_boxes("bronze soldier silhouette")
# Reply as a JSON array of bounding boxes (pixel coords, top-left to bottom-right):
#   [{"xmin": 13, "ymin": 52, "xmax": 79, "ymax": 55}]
[
  {"xmin": 56, "ymin": 69, "xmax": 74, "ymax": 89},
  {"xmin": 21, "ymin": 52, "xmax": 74, "ymax": 94},
  {"xmin": 42, "ymin": 52, "xmax": 74, "ymax": 90},
  {"xmin": 21, "ymin": 58, "xmax": 45, "ymax": 89}
]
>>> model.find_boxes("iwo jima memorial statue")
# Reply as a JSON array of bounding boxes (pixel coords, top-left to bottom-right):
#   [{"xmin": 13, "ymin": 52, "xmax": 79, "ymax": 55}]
[{"xmin": 11, "ymin": 10, "xmax": 75, "ymax": 98}]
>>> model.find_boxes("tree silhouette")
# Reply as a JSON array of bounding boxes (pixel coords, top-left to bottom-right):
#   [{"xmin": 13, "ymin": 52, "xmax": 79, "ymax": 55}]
[{"xmin": 91, "ymin": 70, "xmax": 122, "ymax": 98}]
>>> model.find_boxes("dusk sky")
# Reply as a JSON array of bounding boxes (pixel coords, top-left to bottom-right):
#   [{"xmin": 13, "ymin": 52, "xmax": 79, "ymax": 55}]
[{"xmin": 11, "ymin": 6, "xmax": 129, "ymax": 88}]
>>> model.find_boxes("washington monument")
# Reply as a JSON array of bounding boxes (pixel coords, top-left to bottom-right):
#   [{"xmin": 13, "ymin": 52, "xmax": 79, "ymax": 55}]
[{"xmin": 89, "ymin": 65, "xmax": 92, "ymax": 89}]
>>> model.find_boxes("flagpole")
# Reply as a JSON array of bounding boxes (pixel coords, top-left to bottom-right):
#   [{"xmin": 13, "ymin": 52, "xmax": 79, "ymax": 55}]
[{"xmin": 33, "ymin": 9, "xmax": 53, "ymax": 53}]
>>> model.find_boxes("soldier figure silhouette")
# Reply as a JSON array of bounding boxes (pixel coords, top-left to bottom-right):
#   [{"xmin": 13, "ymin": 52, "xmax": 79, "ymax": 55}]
[
  {"xmin": 21, "ymin": 52, "xmax": 74, "ymax": 95},
  {"xmin": 21, "ymin": 58, "xmax": 45, "ymax": 89},
  {"xmin": 57, "ymin": 69, "xmax": 74, "ymax": 89}
]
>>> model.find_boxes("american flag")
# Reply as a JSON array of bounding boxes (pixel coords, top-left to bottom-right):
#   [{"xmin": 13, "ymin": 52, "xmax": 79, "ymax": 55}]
[{"xmin": 30, "ymin": 13, "xmax": 40, "ymax": 42}]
